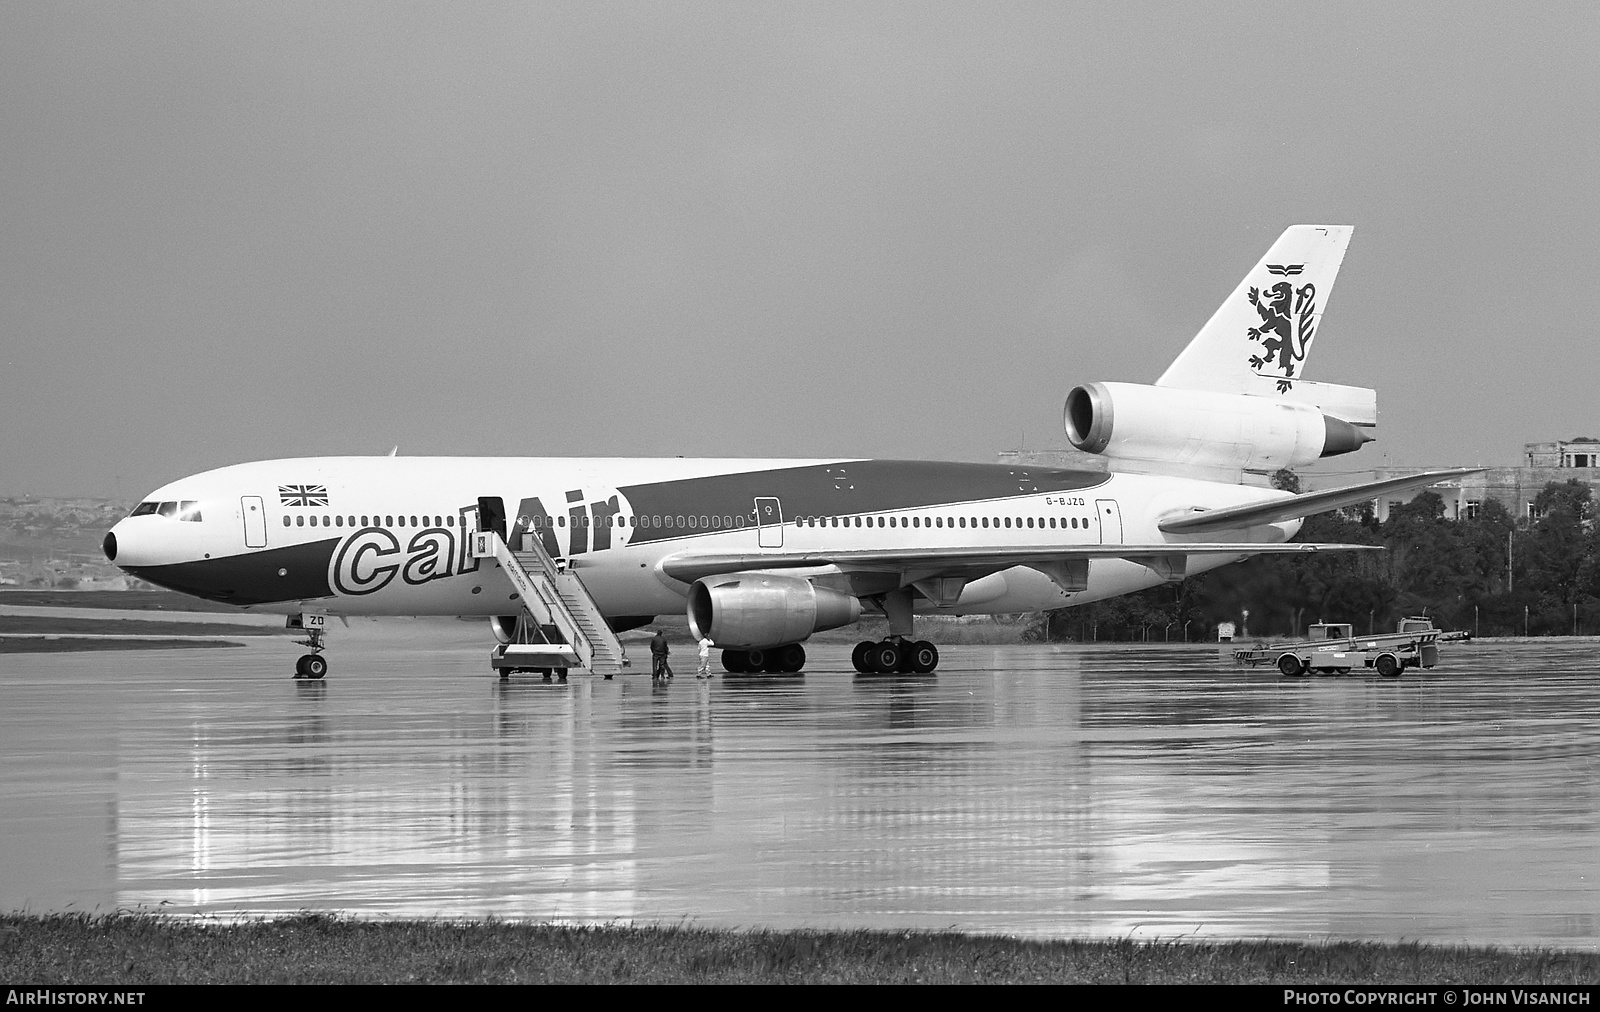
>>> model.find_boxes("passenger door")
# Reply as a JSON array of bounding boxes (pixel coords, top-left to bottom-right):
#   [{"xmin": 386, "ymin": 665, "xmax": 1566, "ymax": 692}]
[
  {"xmin": 241, "ymin": 496, "xmax": 267, "ymax": 548},
  {"xmin": 754, "ymin": 496, "xmax": 784, "ymax": 548},
  {"xmin": 1095, "ymin": 499, "xmax": 1122, "ymax": 544}
]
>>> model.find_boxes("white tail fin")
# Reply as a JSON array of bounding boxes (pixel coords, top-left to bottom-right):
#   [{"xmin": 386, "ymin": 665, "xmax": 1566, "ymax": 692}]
[{"xmin": 1157, "ymin": 225, "xmax": 1353, "ymax": 398}]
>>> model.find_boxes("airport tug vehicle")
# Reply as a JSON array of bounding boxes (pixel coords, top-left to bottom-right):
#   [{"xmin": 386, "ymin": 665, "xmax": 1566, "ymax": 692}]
[{"xmin": 1234, "ymin": 618, "xmax": 1470, "ymax": 678}]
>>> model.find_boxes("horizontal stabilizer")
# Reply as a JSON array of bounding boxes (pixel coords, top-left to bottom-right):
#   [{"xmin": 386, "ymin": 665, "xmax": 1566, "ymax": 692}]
[
  {"xmin": 1278, "ymin": 380, "xmax": 1378, "ymax": 427},
  {"xmin": 1158, "ymin": 468, "xmax": 1483, "ymax": 535}
]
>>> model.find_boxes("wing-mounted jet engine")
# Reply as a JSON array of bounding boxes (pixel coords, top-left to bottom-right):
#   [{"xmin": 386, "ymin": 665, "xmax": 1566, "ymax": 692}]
[
  {"xmin": 688, "ymin": 574, "xmax": 862, "ymax": 673},
  {"xmin": 1064, "ymin": 224, "xmax": 1376, "ymax": 483}
]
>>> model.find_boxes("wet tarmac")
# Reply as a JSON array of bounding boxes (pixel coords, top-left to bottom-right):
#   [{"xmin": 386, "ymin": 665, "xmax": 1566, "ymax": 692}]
[{"xmin": 3, "ymin": 619, "xmax": 1598, "ymax": 946}]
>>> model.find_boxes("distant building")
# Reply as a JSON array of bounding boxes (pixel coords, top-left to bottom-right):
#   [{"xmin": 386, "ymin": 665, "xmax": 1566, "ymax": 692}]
[{"xmin": 1374, "ymin": 437, "xmax": 1600, "ymax": 522}]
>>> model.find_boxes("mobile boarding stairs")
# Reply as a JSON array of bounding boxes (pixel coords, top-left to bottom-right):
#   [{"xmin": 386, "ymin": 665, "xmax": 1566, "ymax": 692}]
[
  {"xmin": 1234, "ymin": 618, "xmax": 1470, "ymax": 678},
  {"xmin": 470, "ymin": 528, "xmax": 630, "ymax": 679}
]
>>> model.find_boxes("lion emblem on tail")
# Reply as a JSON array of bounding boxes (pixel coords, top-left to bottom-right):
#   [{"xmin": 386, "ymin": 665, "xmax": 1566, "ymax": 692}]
[{"xmin": 1247, "ymin": 279, "xmax": 1317, "ymax": 392}]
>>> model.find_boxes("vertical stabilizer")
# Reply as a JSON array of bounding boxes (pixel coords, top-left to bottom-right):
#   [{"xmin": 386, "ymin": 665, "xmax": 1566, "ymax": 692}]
[{"xmin": 1157, "ymin": 225, "xmax": 1353, "ymax": 396}]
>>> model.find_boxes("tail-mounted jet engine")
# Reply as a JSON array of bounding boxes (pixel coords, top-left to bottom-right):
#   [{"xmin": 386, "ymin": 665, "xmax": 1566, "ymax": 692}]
[
  {"xmin": 1064, "ymin": 381, "xmax": 1370, "ymax": 478},
  {"xmin": 688, "ymin": 574, "xmax": 862, "ymax": 648}
]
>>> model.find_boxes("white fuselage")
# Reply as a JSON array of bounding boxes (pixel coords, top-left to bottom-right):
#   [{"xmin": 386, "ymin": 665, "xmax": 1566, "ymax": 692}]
[{"xmin": 106, "ymin": 456, "xmax": 1297, "ymax": 621}]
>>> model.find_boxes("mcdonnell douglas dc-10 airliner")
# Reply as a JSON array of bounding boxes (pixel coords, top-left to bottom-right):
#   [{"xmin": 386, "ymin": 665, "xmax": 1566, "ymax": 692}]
[{"xmin": 104, "ymin": 226, "xmax": 1470, "ymax": 680}]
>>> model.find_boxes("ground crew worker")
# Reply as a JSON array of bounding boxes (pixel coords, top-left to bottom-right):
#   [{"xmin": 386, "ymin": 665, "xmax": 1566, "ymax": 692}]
[
  {"xmin": 651, "ymin": 629, "xmax": 670, "ymax": 681},
  {"xmin": 697, "ymin": 637, "xmax": 713, "ymax": 678}
]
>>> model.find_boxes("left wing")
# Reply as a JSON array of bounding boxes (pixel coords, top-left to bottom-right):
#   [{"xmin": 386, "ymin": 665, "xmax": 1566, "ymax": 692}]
[{"xmin": 657, "ymin": 541, "xmax": 1378, "ymax": 584}]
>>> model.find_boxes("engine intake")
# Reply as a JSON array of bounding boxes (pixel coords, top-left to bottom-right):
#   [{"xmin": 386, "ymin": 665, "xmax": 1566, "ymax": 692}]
[
  {"xmin": 688, "ymin": 574, "xmax": 862, "ymax": 648},
  {"xmin": 489, "ymin": 615, "xmax": 519, "ymax": 644}
]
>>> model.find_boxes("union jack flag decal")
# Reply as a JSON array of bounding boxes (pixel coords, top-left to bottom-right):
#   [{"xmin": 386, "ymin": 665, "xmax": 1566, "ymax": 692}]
[{"xmin": 278, "ymin": 484, "xmax": 329, "ymax": 507}]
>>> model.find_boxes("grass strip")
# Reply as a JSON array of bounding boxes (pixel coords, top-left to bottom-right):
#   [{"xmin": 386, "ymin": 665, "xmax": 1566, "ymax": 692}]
[
  {"xmin": 0, "ymin": 590, "xmax": 244, "ymax": 613},
  {"xmin": 0, "ymin": 638, "xmax": 243, "ymax": 653},
  {"xmin": 2, "ymin": 913, "xmax": 1596, "ymax": 984},
  {"xmin": 0, "ymin": 615, "xmax": 284, "ymax": 637}
]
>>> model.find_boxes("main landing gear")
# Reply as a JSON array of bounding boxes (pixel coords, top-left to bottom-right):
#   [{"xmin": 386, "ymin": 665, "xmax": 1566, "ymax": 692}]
[
  {"xmin": 290, "ymin": 613, "xmax": 328, "ymax": 680},
  {"xmin": 721, "ymin": 643, "xmax": 806, "ymax": 674},
  {"xmin": 851, "ymin": 637, "xmax": 939, "ymax": 674},
  {"xmin": 850, "ymin": 587, "xmax": 941, "ymax": 674}
]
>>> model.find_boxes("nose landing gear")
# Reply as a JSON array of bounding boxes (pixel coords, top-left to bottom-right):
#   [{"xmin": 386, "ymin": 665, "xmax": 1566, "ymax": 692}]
[
  {"xmin": 295, "ymin": 651, "xmax": 328, "ymax": 679},
  {"xmin": 289, "ymin": 612, "xmax": 328, "ymax": 680}
]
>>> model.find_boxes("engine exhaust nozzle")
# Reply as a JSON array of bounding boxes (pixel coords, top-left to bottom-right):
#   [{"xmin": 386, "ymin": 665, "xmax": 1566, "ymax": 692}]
[{"xmin": 1320, "ymin": 415, "xmax": 1374, "ymax": 458}]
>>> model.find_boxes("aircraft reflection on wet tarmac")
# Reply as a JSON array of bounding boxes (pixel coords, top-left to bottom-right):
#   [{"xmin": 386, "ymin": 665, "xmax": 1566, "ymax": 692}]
[{"xmin": 3, "ymin": 618, "xmax": 1597, "ymax": 947}]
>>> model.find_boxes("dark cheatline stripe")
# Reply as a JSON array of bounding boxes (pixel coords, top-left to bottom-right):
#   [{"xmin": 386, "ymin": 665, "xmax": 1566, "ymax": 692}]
[
  {"xmin": 123, "ymin": 538, "xmax": 339, "ymax": 605},
  {"xmin": 619, "ymin": 460, "xmax": 1109, "ymax": 545}
]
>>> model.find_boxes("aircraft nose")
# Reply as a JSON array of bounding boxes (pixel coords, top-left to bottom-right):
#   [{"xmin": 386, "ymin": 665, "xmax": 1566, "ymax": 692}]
[{"xmin": 105, "ymin": 518, "xmax": 160, "ymax": 568}]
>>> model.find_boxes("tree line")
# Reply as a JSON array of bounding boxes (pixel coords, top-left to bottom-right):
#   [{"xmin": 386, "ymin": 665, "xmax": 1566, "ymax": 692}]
[{"xmin": 1032, "ymin": 474, "xmax": 1600, "ymax": 642}]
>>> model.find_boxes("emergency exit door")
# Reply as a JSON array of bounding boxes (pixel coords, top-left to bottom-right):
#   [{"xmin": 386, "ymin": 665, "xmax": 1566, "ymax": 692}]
[
  {"xmin": 241, "ymin": 496, "xmax": 267, "ymax": 548},
  {"xmin": 754, "ymin": 497, "xmax": 783, "ymax": 548}
]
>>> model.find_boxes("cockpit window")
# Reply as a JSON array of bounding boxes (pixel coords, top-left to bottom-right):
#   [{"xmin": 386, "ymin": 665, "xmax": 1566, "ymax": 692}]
[{"xmin": 132, "ymin": 499, "xmax": 202, "ymax": 520}]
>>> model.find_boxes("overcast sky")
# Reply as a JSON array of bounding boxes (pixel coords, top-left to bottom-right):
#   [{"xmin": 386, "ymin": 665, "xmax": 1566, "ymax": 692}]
[{"xmin": 3, "ymin": 2, "xmax": 1597, "ymax": 497}]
